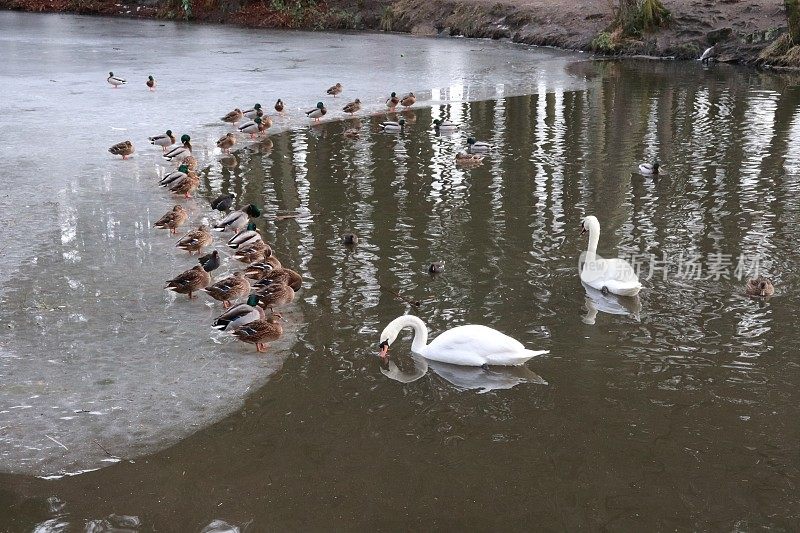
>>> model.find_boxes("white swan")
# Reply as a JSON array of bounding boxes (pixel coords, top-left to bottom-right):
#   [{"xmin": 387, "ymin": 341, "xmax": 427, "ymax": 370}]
[
  {"xmin": 580, "ymin": 215, "xmax": 642, "ymax": 297},
  {"xmin": 378, "ymin": 315, "xmax": 548, "ymax": 367}
]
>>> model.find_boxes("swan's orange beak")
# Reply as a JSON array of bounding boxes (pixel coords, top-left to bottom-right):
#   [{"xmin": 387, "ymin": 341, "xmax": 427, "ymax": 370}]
[{"xmin": 379, "ymin": 341, "xmax": 389, "ymax": 361}]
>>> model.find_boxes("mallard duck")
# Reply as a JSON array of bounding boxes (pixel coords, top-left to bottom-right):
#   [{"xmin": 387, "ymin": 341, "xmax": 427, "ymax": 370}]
[
  {"xmin": 210, "ymin": 193, "xmax": 235, "ymax": 212},
  {"xmin": 169, "ymin": 169, "xmax": 199, "ymax": 198},
  {"xmin": 232, "ymin": 312, "xmax": 284, "ymax": 353},
  {"xmin": 153, "ymin": 205, "xmax": 188, "ymax": 235},
  {"xmin": 343, "ymin": 98, "xmax": 361, "ymax": 115},
  {"xmin": 148, "ymin": 130, "xmax": 175, "ymax": 151},
  {"xmin": 198, "ymin": 250, "xmax": 221, "ymax": 272},
  {"xmin": 165, "ymin": 265, "xmax": 211, "ymax": 299},
  {"xmin": 342, "ymin": 233, "xmax": 358, "ymax": 245},
  {"xmin": 238, "ymin": 117, "xmax": 262, "ymax": 138},
  {"xmin": 466, "ymin": 137, "xmax": 492, "ymax": 154},
  {"xmin": 258, "ymin": 115, "xmax": 273, "ymax": 134},
  {"xmin": 344, "ymin": 127, "xmax": 360, "ymax": 139},
  {"xmin": 379, "ymin": 119, "xmax": 405, "ymax": 133},
  {"xmin": 176, "ymin": 224, "xmax": 212, "ymax": 254},
  {"xmin": 159, "ymin": 164, "xmax": 190, "ymax": 187},
  {"xmin": 244, "ymin": 250, "xmax": 283, "ymax": 278},
  {"xmin": 746, "ymin": 276, "xmax": 775, "ymax": 298},
  {"xmin": 386, "ymin": 92, "xmax": 399, "ymax": 110},
  {"xmin": 226, "ymin": 222, "xmax": 261, "ymax": 248},
  {"xmin": 327, "ymin": 82, "xmax": 343, "ymax": 97},
  {"xmin": 181, "ymin": 155, "xmax": 198, "ymax": 171},
  {"xmin": 274, "ymin": 99, "xmax": 284, "ymax": 114},
  {"xmin": 212, "ymin": 294, "xmax": 264, "ymax": 331},
  {"xmin": 203, "ymin": 271, "xmax": 251, "ymax": 308},
  {"xmin": 216, "ymin": 132, "xmax": 236, "ymax": 153},
  {"xmin": 428, "ymin": 261, "xmax": 445, "ymax": 274},
  {"xmin": 243, "ymin": 103, "xmax": 262, "ymax": 119},
  {"xmin": 306, "ymin": 102, "xmax": 327, "ymax": 122},
  {"xmin": 213, "ymin": 204, "xmax": 261, "ymax": 233},
  {"xmin": 255, "ymin": 282, "xmax": 295, "ymax": 312},
  {"xmin": 235, "ymin": 240, "xmax": 270, "ymax": 264},
  {"xmin": 107, "ymin": 72, "xmax": 125, "ymax": 88},
  {"xmin": 108, "ymin": 140, "xmax": 134, "ymax": 159},
  {"xmin": 639, "ymin": 161, "xmax": 660, "ymax": 175},
  {"xmin": 146, "ymin": 75, "xmax": 156, "ymax": 91},
  {"xmin": 455, "ymin": 151, "xmax": 484, "ymax": 165},
  {"xmin": 164, "ymin": 135, "xmax": 191, "ymax": 161},
  {"xmin": 433, "ymin": 119, "xmax": 459, "ymax": 133},
  {"xmin": 400, "ymin": 92, "xmax": 416, "ymax": 108},
  {"xmin": 253, "ymin": 267, "xmax": 302, "ymax": 292},
  {"xmin": 221, "ymin": 108, "xmax": 244, "ymax": 125}
]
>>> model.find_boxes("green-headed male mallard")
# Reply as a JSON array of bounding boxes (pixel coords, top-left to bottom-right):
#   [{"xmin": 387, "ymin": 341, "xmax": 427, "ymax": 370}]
[
  {"xmin": 159, "ymin": 164, "xmax": 189, "ymax": 188},
  {"xmin": 243, "ymin": 103, "xmax": 262, "ymax": 120},
  {"xmin": 165, "ymin": 265, "xmax": 210, "ymax": 299},
  {"xmin": 203, "ymin": 270, "xmax": 251, "ymax": 308},
  {"xmin": 232, "ymin": 312, "xmax": 284, "ymax": 353},
  {"xmin": 274, "ymin": 99, "xmax": 285, "ymax": 114},
  {"xmin": 213, "ymin": 204, "xmax": 261, "ymax": 234},
  {"xmin": 306, "ymin": 102, "xmax": 326, "ymax": 122},
  {"xmin": 212, "ymin": 294, "xmax": 264, "ymax": 331},
  {"xmin": 149, "ymin": 130, "xmax": 175, "ymax": 151},
  {"xmin": 379, "ymin": 119, "xmax": 405, "ymax": 133},
  {"xmin": 466, "ymin": 137, "xmax": 493, "ymax": 154},
  {"xmin": 153, "ymin": 204, "xmax": 188, "ymax": 235},
  {"xmin": 238, "ymin": 117, "xmax": 262, "ymax": 138},
  {"xmin": 164, "ymin": 134, "xmax": 191, "ymax": 162},
  {"xmin": 386, "ymin": 92, "xmax": 399, "ymax": 110},
  {"xmin": 146, "ymin": 75, "xmax": 156, "ymax": 91},
  {"xmin": 109, "ymin": 140, "xmax": 134, "ymax": 159},
  {"xmin": 433, "ymin": 119, "xmax": 459, "ymax": 133},
  {"xmin": 169, "ymin": 169, "xmax": 199, "ymax": 198},
  {"xmin": 107, "ymin": 72, "xmax": 126, "ymax": 88}
]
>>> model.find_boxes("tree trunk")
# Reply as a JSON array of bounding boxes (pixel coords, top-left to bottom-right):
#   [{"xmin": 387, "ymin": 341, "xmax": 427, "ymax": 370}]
[{"xmin": 788, "ymin": 0, "xmax": 800, "ymax": 44}]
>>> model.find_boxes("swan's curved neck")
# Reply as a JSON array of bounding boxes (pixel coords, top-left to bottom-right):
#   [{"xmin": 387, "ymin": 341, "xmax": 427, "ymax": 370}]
[
  {"xmin": 585, "ymin": 220, "xmax": 600, "ymax": 260},
  {"xmin": 394, "ymin": 315, "xmax": 429, "ymax": 353}
]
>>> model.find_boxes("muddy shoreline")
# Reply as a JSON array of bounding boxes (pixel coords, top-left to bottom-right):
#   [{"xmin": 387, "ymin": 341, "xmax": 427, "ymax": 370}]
[{"xmin": 0, "ymin": 0, "xmax": 793, "ymax": 67}]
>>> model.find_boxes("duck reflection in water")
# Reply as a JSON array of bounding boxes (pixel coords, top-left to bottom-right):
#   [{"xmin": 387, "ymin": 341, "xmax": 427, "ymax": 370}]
[
  {"xmin": 581, "ymin": 281, "xmax": 642, "ymax": 325},
  {"xmin": 380, "ymin": 353, "xmax": 547, "ymax": 393}
]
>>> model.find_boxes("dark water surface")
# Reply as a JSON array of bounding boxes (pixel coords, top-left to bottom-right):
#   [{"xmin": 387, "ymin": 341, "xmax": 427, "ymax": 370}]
[{"xmin": 2, "ymin": 17, "xmax": 800, "ymax": 532}]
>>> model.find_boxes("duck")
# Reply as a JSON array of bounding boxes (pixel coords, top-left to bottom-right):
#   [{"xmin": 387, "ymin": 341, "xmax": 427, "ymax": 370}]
[
  {"xmin": 428, "ymin": 261, "xmax": 445, "ymax": 274},
  {"xmin": 379, "ymin": 119, "xmax": 405, "ymax": 133},
  {"xmin": 226, "ymin": 222, "xmax": 261, "ymax": 249},
  {"xmin": 580, "ymin": 215, "xmax": 642, "ymax": 296},
  {"xmin": 232, "ymin": 312, "xmax": 284, "ymax": 353},
  {"xmin": 210, "ymin": 193, "xmax": 235, "ymax": 212},
  {"xmin": 455, "ymin": 151, "xmax": 484, "ymax": 165},
  {"xmin": 746, "ymin": 276, "xmax": 775, "ymax": 298},
  {"xmin": 433, "ymin": 119, "xmax": 459, "ymax": 133},
  {"xmin": 700, "ymin": 44, "xmax": 717, "ymax": 63},
  {"xmin": 378, "ymin": 315, "xmax": 548, "ymax": 366},
  {"xmin": 638, "ymin": 161, "xmax": 660, "ymax": 175},
  {"xmin": 198, "ymin": 250, "xmax": 221, "ymax": 272},
  {"xmin": 238, "ymin": 117, "xmax": 262, "ymax": 138},
  {"xmin": 255, "ymin": 282, "xmax": 295, "ymax": 312},
  {"xmin": 169, "ymin": 169, "xmax": 199, "ymax": 198},
  {"xmin": 213, "ymin": 204, "xmax": 261, "ymax": 233},
  {"xmin": 221, "ymin": 108, "xmax": 244, "ymax": 125},
  {"xmin": 306, "ymin": 102, "xmax": 327, "ymax": 122},
  {"xmin": 235, "ymin": 240, "xmax": 270, "ymax": 264},
  {"xmin": 212, "ymin": 294, "xmax": 264, "ymax": 331},
  {"xmin": 274, "ymin": 99, "xmax": 285, "ymax": 114},
  {"xmin": 149, "ymin": 130, "xmax": 175, "ymax": 151},
  {"xmin": 343, "ymin": 98, "xmax": 361, "ymax": 115},
  {"xmin": 159, "ymin": 164, "xmax": 190, "ymax": 187},
  {"xmin": 326, "ymin": 82, "xmax": 343, "ymax": 97},
  {"xmin": 342, "ymin": 233, "xmax": 358, "ymax": 245},
  {"xmin": 181, "ymin": 154, "xmax": 198, "ymax": 171},
  {"xmin": 165, "ymin": 265, "xmax": 211, "ymax": 299},
  {"xmin": 107, "ymin": 71, "xmax": 126, "ymax": 88},
  {"xmin": 243, "ymin": 103, "xmax": 262, "ymax": 119},
  {"xmin": 108, "ymin": 140, "xmax": 134, "ymax": 159},
  {"xmin": 244, "ymin": 250, "xmax": 283, "ymax": 278},
  {"xmin": 466, "ymin": 137, "xmax": 492, "ymax": 154},
  {"xmin": 164, "ymin": 135, "xmax": 191, "ymax": 161},
  {"xmin": 216, "ymin": 133, "xmax": 236, "ymax": 153},
  {"xmin": 344, "ymin": 127, "xmax": 360, "ymax": 139},
  {"xmin": 400, "ymin": 92, "xmax": 416, "ymax": 108},
  {"xmin": 203, "ymin": 271, "xmax": 251, "ymax": 308},
  {"xmin": 176, "ymin": 224, "xmax": 213, "ymax": 254},
  {"xmin": 386, "ymin": 92, "xmax": 400, "ymax": 110},
  {"xmin": 153, "ymin": 205, "xmax": 188, "ymax": 235},
  {"xmin": 146, "ymin": 75, "xmax": 156, "ymax": 91},
  {"xmin": 252, "ymin": 267, "xmax": 302, "ymax": 292},
  {"xmin": 258, "ymin": 115, "xmax": 273, "ymax": 134}
]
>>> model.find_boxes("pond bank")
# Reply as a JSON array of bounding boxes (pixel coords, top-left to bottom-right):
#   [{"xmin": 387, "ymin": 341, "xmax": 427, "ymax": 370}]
[{"xmin": 0, "ymin": 0, "xmax": 792, "ymax": 66}]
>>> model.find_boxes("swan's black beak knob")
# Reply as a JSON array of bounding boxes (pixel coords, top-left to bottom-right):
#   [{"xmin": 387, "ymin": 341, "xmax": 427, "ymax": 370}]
[
  {"xmin": 378, "ymin": 340, "xmax": 389, "ymax": 361},
  {"xmin": 580, "ymin": 223, "xmax": 587, "ymax": 236}
]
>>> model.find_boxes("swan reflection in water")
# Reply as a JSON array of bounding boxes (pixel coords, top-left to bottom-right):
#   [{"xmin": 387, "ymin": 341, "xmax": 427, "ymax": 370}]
[
  {"xmin": 581, "ymin": 281, "xmax": 642, "ymax": 325},
  {"xmin": 381, "ymin": 353, "xmax": 547, "ymax": 394}
]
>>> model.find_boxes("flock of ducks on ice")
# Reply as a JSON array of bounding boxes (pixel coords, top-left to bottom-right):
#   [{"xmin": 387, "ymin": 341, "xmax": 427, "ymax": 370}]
[{"xmin": 105, "ymin": 71, "xmax": 776, "ymax": 366}]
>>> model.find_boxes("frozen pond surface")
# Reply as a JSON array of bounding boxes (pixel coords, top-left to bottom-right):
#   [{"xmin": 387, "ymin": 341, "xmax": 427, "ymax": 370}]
[{"xmin": 0, "ymin": 12, "xmax": 583, "ymax": 476}]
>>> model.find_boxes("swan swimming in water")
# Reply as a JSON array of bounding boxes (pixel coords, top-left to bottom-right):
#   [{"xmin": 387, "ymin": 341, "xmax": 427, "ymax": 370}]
[
  {"xmin": 580, "ymin": 215, "xmax": 642, "ymax": 297},
  {"xmin": 378, "ymin": 315, "xmax": 547, "ymax": 367}
]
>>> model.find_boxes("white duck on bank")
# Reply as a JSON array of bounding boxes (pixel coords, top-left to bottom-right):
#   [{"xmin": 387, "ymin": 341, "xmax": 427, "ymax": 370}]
[
  {"xmin": 580, "ymin": 215, "xmax": 642, "ymax": 297},
  {"xmin": 378, "ymin": 315, "xmax": 548, "ymax": 367}
]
